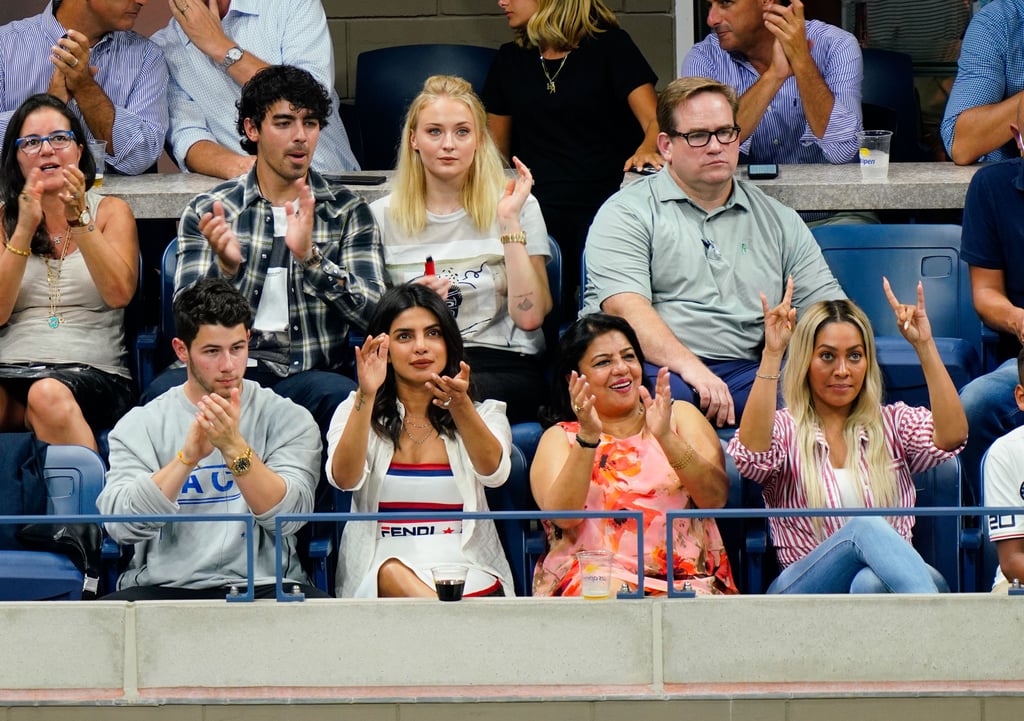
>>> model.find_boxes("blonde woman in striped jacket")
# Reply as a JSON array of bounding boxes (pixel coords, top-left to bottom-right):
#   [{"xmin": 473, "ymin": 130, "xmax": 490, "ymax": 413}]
[{"xmin": 727, "ymin": 277, "xmax": 967, "ymax": 593}]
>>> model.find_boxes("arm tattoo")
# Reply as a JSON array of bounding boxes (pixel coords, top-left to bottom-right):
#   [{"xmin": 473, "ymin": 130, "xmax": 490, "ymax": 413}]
[{"xmin": 354, "ymin": 390, "xmax": 366, "ymax": 411}]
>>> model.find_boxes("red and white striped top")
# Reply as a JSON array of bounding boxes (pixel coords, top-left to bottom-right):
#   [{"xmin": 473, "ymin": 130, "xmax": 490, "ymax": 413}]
[{"xmin": 727, "ymin": 403, "xmax": 962, "ymax": 568}]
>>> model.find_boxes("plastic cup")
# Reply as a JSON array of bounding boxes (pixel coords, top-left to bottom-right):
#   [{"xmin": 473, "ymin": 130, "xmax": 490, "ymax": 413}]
[
  {"xmin": 576, "ymin": 550, "xmax": 613, "ymax": 600},
  {"xmin": 87, "ymin": 140, "xmax": 107, "ymax": 187},
  {"xmin": 857, "ymin": 130, "xmax": 892, "ymax": 182},
  {"xmin": 431, "ymin": 564, "xmax": 468, "ymax": 601}
]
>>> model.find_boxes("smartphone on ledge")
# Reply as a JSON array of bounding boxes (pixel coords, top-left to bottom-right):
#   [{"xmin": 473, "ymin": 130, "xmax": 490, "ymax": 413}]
[
  {"xmin": 324, "ymin": 173, "xmax": 387, "ymax": 186},
  {"xmin": 747, "ymin": 163, "xmax": 779, "ymax": 180}
]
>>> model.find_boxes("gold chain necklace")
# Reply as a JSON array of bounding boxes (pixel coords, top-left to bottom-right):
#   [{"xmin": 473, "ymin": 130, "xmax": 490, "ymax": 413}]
[
  {"xmin": 44, "ymin": 236, "xmax": 71, "ymax": 329},
  {"xmin": 403, "ymin": 421, "xmax": 437, "ymax": 446},
  {"xmin": 539, "ymin": 51, "xmax": 571, "ymax": 94}
]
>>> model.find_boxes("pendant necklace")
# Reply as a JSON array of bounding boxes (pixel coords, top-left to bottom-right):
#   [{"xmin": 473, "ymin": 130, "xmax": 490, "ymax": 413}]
[
  {"xmin": 44, "ymin": 236, "xmax": 71, "ymax": 329},
  {"xmin": 50, "ymin": 225, "xmax": 68, "ymax": 246},
  {"xmin": 539, "ymin": 51, "xmax": 571, "ymax": 94}
]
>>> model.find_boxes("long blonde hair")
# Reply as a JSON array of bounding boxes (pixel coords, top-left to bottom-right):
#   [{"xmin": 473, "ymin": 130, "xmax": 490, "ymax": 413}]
[
  {"xmin": 781, "ymin": 300, "xmax": 897, "ymax": 528},
  {"xmin": 516, "ymin": 0, "xmax": 619, "ymax": 51},
  {"xmin": 390, "ymin": 75, "xmax": 505, "ymax": 236}
]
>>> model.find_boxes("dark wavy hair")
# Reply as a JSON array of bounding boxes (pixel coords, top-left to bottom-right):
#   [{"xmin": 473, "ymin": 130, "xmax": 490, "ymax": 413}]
[
  {"xmin": 235, "ymin": 65, "xmax": 332, "ymax": 155},
  {"xmin": 539, "ymin": 312, "xmax": 653, "ymax": 428},
  {"xmin": 366, "ymin": 283, "xmax": 467, "ymax": 446},
  {"xmin": 1, "ymin": 94, "xmax": 96, "ymax": 255},
  {"xmin": 173, "ymin": 278, "xmax": 254, "ymax": 348}
]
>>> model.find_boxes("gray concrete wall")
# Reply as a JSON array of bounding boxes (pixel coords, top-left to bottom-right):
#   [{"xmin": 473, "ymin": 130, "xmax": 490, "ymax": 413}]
[{"xmin": 3, "ymin": 594, "xmax": 1024, "ymax": 718}]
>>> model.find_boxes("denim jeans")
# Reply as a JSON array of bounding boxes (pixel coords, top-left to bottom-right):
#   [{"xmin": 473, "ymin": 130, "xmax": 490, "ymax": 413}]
[
  {"xmin": 651, "ymin": 358, "xmax": 761, "ymax": 428},
  {"xmin": 959, "ymin": 359, "xmax": 1024, "ymax": 505},
  {"xmin": 767, "ymin": 517, "xmax": 942, "ymax": 594}
]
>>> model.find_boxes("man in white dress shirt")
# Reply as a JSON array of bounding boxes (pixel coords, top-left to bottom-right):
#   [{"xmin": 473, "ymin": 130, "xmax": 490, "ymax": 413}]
[{"xmin": 151, "ymin": 0, "xmax": 359, "ymax": 178}]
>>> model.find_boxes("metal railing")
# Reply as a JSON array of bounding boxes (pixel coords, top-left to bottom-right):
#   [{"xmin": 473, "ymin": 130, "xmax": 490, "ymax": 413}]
[{"xmin": 3, "ymin": 505, "xmax": 1019, "ymax": 602}]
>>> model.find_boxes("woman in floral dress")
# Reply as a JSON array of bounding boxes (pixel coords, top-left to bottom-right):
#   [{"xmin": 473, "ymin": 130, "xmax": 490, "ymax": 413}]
[{"xmin": 530, "ymin": 313, "xmax": 737, "ymax": 596}]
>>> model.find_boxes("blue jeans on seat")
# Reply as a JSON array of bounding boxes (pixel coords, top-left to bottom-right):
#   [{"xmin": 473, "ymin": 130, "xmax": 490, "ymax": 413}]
[
  {"xmin": 651, "ymin": 358, "xmax": 761, "ymax": 428},
  {"xmin": 958, "ymin": 358, "xmax": 1024, "ymax": 506},
  {"xmin": 767, "ymin": 517, "xmax": 942, "ymax": 594}
]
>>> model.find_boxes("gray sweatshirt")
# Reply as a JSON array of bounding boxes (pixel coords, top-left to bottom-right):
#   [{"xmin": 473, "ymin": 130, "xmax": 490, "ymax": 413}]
[{"xmin": 99, "ymin": 379, "xmax": 321, "ymax": 590}]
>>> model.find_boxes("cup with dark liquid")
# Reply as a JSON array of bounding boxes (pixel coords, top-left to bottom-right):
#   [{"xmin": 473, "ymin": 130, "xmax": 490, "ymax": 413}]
[{"xmin": 431, "ymin": 564, "xmax": 468, "ymax": 601}]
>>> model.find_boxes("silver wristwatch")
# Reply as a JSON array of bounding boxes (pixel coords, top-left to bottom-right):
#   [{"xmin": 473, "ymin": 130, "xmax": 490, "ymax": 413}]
[{"xmin": 221, "ymin": 46, "xmax": 243, "ymax": 69}]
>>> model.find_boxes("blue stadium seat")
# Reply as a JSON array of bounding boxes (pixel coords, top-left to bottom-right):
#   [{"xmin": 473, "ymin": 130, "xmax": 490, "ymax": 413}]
[
  {"xmin": 861, "ymin": 48, "xmax": 931, "ymax": 162},
  {"xmin": 352, "ymin": 44, "xmax": 497, "ymax": 170},
  {"xmin": 134, "ymin": 237, "xmax": 178, "ymax": 390},
  {"xmin": 913, "ymin": 455, "xmax": 963, "ymax": 591},
  {"xmin": 485, "ymin": 443, "xmax": 535, "ymax": 596},
  {"xmin": 811, "ymin": 224, "xmax": 982, "ymax": 408},
  {"xmin": 0, "ymin": 444, "xmax": 106, "ymax": 601}
]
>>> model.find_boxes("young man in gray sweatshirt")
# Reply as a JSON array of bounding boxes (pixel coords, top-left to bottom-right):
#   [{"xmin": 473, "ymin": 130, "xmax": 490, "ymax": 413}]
[{"xmin": 99, "ymin": 278, "xmax": 326, "ymax": 599}]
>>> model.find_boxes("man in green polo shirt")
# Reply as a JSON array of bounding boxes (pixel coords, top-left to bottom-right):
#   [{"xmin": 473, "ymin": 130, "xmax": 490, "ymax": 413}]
[{"xmin": 582, "ymin": 76, "xmax": 844, "ymax": 428}]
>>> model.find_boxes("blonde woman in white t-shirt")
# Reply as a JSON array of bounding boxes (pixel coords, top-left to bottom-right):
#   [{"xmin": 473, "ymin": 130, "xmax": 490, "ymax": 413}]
[{"xmin": 371, "ymin": 75, "xmax": 553, "ymax": 423}]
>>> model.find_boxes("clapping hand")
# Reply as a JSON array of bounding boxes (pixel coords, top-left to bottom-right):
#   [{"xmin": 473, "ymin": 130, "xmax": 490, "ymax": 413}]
[
  {"xmin": 355, "ymin": 333, "xmax": 389, "ymax": 395},
  {"xmin": 568, "ymin": 370, "xmax": 602, "ymax": 441},
  {"xmin": 17, "ymin": 169, "xmax": 45, "ymax": 233},
  {"xmin": 198, "ymin": 200, "xmax": 242, "ymax": 276},
  {"xmin": 641, "ymin": 367, "xmax": 674, "ymax": 440},
  {"xmin": 283, "ymin": 178, "xmax": 315, "ymax": 262},
  {"xmin": 497, "ymin": 156, "xmax": 533, "ymax": 225},
  {"xmin": 884, "ymin": 276, "xmax": 932, "ymax": 346},
  {"xmin": 430, "ymin": 361, "xmax": 473, "ymax": 414},
  {"xmin": 761, "ymin": 275, "xmax": 796, "ymax": 354}
]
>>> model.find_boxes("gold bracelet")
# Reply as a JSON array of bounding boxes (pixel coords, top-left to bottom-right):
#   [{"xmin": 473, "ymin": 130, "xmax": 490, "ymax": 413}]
[
  {"xmin": 499, "ymin": 231, "xmax": 527, "ymax": 245},
  {"xmin": 177, "ymin": 450, "xmax": 196, "ymax": 467},
  {"xmin": 669, "ymin": 444, "xmax": 695, "ymax": 470},
  {"xmin": 4, "ymin": 244, "xmax": 30, "ymax": 257},
  {"xmin": 755, "ymin": 372, "xmax": 781, "ymax": 381}
]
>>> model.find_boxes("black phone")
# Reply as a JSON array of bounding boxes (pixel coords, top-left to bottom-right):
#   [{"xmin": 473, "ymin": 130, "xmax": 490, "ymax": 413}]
[
  {"xmin": 637, "ymin": 164, "xmax": 660, "ymax": 176},
  {"xmin": 747, "ymin": 163, "xmax": 779, "ymax": 180},
  {"xmin": 324, "ymin": 173, "xmax": 387, "ymax": 186}
]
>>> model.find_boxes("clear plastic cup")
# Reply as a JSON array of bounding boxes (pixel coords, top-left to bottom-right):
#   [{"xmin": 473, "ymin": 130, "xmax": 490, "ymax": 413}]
[
  {"xmin": 576, "ymin": 550, "xmax": 613, "ymax": 599},
  {"xmin": 431, "ymin": 564, "xmax": 468, "ymax": 602},
  {"xmin": 857, "ymin": 130, "xmax": 892, "ymax": 182},
  {"xmin": 87, "ymin": 140, "xmax": 107, "ymax": 187}
]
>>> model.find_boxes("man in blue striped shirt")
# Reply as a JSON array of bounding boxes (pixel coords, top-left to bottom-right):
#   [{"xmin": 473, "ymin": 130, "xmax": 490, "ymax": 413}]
[
  {"xmin": 682, "ymin": 0, "xmax": 861, "ymax": 170},
  {"xmin": 151, "ymin": 0, "xmax": 359, "ymax": 178},
  {"xmin": 0, "ymin": 0, "xmax": 168, "ymax": 175},
  {"xmin": 941, "ymin": 0, "xmax": 1024, "ymax": 165}
]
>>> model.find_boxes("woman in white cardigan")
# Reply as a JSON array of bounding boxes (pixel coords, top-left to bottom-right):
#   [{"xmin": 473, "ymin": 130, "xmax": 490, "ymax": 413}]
[{"xmin": 326, "ymin": 283, "xmax": 514, "ymax": 598}]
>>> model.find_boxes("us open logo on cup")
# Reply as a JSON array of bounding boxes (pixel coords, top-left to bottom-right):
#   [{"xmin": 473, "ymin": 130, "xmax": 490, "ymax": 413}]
[{"xmin": 576, "ymin": 549, "xmax": 613, "ymax": 600}]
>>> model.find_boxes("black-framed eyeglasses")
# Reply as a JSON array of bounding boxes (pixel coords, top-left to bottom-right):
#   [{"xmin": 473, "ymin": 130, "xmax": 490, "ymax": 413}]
[
  {"xmin": 665, "ymin": 126, "xmax": 740, "ymax": 148},
  {"xmin": 15, "ymin": 131, "xmax": 76, "ymax": 155}
]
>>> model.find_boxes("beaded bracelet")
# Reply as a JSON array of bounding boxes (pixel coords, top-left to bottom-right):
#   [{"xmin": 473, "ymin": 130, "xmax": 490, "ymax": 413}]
[{"xmin": 5, "ymin": 244, "xmax": 30, "ymax": 257}]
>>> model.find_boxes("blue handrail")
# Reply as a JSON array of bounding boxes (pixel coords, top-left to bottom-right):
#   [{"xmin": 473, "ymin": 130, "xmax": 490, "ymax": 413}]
[
  {"xmin": 0, "ymin": 513, "xmax": 256, "ymax": 602},
  {"xmin": 273, "ymin": 509, "xmax": 646, "ymax": 602},
  {"xmin": 3, "ymin": 505, "xmax": 1017, "ymax": 602}
]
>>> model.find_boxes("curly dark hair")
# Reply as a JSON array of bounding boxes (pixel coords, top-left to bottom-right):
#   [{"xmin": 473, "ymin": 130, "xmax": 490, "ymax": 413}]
[
  {"xmin": 235, "ymin": 65, "xmax": 332, "ymax": 155},
  {"xmin": 173, "ymin": 278, "xmax": 254, "ymax": 348},
  {"xmin": 539, "ymin": 312, "xmax": 653, "ymax": 428},
  {"xmin": 1, "ymin": 94, "xmax": 96, "ymax": 255},
  {"xmin": 365, "ymin": 283, "xmax": 467, "ymax": 447}
]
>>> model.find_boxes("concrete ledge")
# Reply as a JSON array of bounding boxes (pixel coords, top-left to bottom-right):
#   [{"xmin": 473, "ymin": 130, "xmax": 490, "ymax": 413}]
[{"xmin": 1, "ymin": 594, "xmax": 1023, "ymax": 708}]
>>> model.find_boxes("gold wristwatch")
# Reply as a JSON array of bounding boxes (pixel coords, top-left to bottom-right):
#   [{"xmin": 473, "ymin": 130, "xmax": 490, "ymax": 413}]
[{"xmin": 229, "ymin": 446, "xmax": 253, "ymax": 477}]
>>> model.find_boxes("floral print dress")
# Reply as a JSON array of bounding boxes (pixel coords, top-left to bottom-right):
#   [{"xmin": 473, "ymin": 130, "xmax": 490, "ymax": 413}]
[{"xmin": 532, "ymin": 422, "xmax": 738, "ymax": 596}]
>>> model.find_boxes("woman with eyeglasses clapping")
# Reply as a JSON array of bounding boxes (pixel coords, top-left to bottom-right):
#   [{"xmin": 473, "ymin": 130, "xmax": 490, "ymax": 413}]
[{"xmin": 0, "ymin": 94, "xmax": 138, "ymax": 448}]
